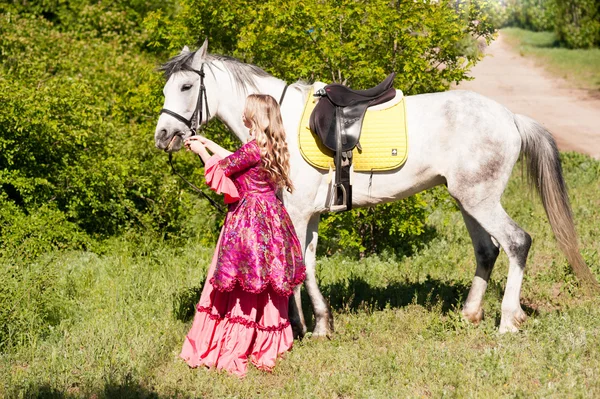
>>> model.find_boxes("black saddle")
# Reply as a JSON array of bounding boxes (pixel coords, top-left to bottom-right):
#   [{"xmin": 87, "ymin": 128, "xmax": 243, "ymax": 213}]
[
  {"xmin": 310, "ymin": 73, "xmax": 396, "ymax": 152},
  {"xmin": 308, "ymin": 73, "xmax": 397, "ymax": 211}
]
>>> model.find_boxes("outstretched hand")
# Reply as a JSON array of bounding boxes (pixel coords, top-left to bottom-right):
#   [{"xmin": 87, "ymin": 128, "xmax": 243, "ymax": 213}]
[{"xmin": 184, "ymin": 136, "xmax": 210, "ymax": 160}]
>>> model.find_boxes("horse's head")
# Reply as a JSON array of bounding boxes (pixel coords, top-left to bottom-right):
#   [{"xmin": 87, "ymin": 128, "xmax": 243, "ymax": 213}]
[{"xmin": 154, "ymin": 41, "xmax": 212, "ymax": 152}]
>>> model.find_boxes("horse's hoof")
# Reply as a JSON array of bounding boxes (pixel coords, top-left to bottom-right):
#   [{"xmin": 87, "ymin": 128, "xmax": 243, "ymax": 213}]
[
  {"xmin": 311, "ymin": 330, "xmax": 332, "ymax": 340},
  {"xmin": 290, "ymin": 317, "xmax": 307, "ymax": 339},
  {"xmin": 292, "ymin": 325, "xmax": 307, "ymax": 340},
  {"xmin": 462, "ymin": 307, "xmax": 484, "ymax": 325},
  {"xmin": 498, "ymin": 308, "xmax": 527, "ymax": 333},
  {"xmin": 312, "ymin": 320, "xmax": 334, "ymax": 339}
]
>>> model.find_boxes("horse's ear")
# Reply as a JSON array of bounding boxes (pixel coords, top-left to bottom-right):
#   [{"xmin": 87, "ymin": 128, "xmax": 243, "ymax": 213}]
[
  {"xmin": 192, "ymin": 39, "xmax": 208, "ymax": 67},
  {"xmin": 197, "ymin": 39, "xmax": 208, "ymax": 58},
  {"xmin": 180, "ymin": 45, "xmax": 190, "ymax": 54}
]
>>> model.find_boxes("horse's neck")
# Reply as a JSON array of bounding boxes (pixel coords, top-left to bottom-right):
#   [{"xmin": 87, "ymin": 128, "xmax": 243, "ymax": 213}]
[{"xmin": 212, "ymin": 68, "xmax": 290, "ymax": 143}]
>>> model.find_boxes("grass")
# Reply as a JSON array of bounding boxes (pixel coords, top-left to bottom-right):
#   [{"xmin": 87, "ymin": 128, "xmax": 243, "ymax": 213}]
[
  {"xmin": 501, "ymin": 27, "xmax": 600, "ymax": 92},
  {"xmin": 1, "ymin": 152, "xmax": 600, "ymax": 398}
]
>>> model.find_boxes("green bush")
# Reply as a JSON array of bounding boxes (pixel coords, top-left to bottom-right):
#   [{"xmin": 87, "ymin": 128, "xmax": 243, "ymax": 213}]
[
  {"xmin": 318, "ymin": 195, "xmax": 431, "ymax": 258},
  {"xmin": 504, "ymin": 0, "xmax": 599, "ymax": 48},
  {"xmin": 0, "ymin": 198, "xmax": 91, "ymax": 260},
  {"xmin": 0, "ymin": 12, "xmax": 214, "ymax": 240},
  {"xmin": 146, "ymin": 0, "xmax": 496, "ymax": 92},
  {"xmin": 505, "ymin": 0, "xmax": 557, "ymax": 31},
  {"xmin": 554, "ymin": 0, "xmax": 600, "ymax": 48}
]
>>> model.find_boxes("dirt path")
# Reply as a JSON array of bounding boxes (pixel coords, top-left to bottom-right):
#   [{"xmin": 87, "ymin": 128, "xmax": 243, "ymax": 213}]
[{"xmin": 452, "ymin": 33, "xmax": 600, "ymax": 160}]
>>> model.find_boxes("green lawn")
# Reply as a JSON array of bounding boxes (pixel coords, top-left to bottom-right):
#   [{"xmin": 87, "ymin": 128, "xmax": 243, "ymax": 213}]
[
  {"xmin": 1, "ymin": 152, "xmax": 600, "ymax": 398},
  {"xmin": 502, "ymin": 27, "xmax": 600, "ymax": 91}
]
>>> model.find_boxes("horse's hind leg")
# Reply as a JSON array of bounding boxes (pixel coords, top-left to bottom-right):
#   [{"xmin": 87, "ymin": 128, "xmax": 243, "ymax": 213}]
[
  {"xmin": 460, "ymin": 209, "xmax": 500, "ymax": 324},
  {"xmin": 461, "ymin": 202, "xmax": 531, "ymax": 333}
]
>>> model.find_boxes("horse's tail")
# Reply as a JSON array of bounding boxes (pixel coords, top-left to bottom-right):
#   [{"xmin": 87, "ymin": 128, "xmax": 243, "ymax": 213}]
[{"xmin": 514, "ymin": 113, "xmax": 599, "ymax": 292}]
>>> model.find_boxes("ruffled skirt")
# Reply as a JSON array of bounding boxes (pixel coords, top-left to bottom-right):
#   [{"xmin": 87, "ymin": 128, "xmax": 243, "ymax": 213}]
[{"xmin": 180, "ymin": 232, "xmax": 294, "ymax": 377}]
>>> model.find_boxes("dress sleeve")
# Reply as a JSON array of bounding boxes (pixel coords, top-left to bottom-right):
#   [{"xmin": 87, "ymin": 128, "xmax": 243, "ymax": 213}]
[
  {"xmin": 218, "ymin": 141, "xmax": 261, "ymax": 177},
  {"xmin": 204, "ymin": 155, "xmax": 240, "ymax": 204}
]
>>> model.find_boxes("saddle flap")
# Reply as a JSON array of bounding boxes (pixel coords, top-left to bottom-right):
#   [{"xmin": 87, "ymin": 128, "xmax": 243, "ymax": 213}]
[
  {"xmin": 309, "ymin": 97, "xmax": 336, "ymax": 151},
  {"xmin": 338, "ymin": 87, "xmax": 397, "ymax": 151}
]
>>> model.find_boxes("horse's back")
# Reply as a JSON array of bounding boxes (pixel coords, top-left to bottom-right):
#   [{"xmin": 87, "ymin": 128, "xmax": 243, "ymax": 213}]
[{"xmin": 404, "ymin": 90, "xmax": 521, "ymax": 160}]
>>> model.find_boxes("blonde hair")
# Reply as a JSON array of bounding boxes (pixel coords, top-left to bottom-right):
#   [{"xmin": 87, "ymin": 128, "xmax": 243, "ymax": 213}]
[{"xmin": 243, "ymin": 94, "xmax": 294, "ymax": 192}]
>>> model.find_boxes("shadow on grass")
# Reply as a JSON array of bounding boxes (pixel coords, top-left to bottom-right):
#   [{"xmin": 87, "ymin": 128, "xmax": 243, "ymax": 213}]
[
  {"xmin": 172, "ymin": 285, "xmax": 204, "ymax": 322},
  {"xmin": 22, "ymin": 379, "xmax": 166, "ymax": 399},
  {"xmin": 319, "ymin": 275, "xmax": 476, "ymax": 315}
]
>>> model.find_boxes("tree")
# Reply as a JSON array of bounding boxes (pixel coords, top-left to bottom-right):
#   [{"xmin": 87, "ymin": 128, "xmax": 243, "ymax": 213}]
[{"xmin": 555, "ymin": 0, "xmax": 600, "ymax": 48}]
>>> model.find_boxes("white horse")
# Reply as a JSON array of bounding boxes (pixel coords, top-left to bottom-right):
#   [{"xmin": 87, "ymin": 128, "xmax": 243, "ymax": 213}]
[{"xmin": 154, "ymin": 41, "xmax": 599, "ymax": 337}]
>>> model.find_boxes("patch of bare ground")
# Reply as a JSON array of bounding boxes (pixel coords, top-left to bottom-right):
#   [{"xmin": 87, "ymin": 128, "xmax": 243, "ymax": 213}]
[{"xmin": 453, "ymin": 33, "xmax": 600, "ymax": 160}]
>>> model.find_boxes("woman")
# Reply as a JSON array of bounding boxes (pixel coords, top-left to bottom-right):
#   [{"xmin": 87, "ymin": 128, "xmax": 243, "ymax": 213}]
[{"xmin": 180, "ymin": 94, "xmax": 305, "ymax": 377}]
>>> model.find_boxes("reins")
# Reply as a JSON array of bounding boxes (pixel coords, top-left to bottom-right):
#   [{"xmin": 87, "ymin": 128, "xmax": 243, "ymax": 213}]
[
  {"xmin": 160, "ymin": 63, "xmax": 290, "ymax": 214},
  {"xmin": 168, "ymin": 153, "xmax": 226, "ymax": 213}
]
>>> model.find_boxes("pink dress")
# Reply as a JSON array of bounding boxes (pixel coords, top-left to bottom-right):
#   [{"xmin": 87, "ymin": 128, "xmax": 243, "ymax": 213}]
[{"xmin": 179, "ymin": 140, "xmax": 305, "ymax": 377}]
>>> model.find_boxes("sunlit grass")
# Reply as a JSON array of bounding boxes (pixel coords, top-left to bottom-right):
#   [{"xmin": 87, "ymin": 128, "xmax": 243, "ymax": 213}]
[
  {"xmin": 1, "ymin": 153, "xmax": 599, "ymax": 398},
  {"xmin": 502, "ymin": 27, "xmax": 600, "ymax": 91}
]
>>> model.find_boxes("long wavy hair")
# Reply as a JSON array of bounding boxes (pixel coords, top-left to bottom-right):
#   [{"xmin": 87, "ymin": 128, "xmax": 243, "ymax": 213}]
[{"xmin": 243, "ymin": 94, "xmax": 294, "ymax": 192}]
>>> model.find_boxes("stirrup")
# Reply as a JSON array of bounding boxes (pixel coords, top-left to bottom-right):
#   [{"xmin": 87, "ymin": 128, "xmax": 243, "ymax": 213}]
[{"xmin": 329, "ymin": 184, "xmax": 347, "ymax": 212}]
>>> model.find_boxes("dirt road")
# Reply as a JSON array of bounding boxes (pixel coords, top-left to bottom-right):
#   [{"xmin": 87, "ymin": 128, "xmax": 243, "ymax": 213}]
[{"xmin": 452, "ymin": 33, "xmax": 600, "ymax": 160}]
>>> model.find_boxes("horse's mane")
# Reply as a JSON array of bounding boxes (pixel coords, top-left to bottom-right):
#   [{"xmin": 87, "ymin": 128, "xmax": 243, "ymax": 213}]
[{"xmin": 160, "ymin": 51, "xmax": 272, "ymax": 92}]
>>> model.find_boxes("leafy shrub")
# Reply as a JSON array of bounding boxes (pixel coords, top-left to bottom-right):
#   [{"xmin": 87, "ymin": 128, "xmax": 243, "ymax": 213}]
[
  {"xmin": 554, "ymin": 0, "xmax": 600, "ymax": 48},
  {"xmin": 0, "ymin": 252, "xmax": 71, "ymax": 351},
  {"xmin": 504, "ymin": 0, "xmax": 599, "ymax": 48},
  {"xmin": 318, "ymin": 195, "xmax": 431, "ymax": 258},
  {"xmin": 146, "ymin": 0, "xmax": 496, "ymax": 92},
  {"xmin": 0, "ymin": 12, "xmax": 215, "ymax": 240},
  {"xmin": 504, "ymin": 0, "xmax": 557, "ymax": 31},
  {"xmin": 0, "ymin": 198, "xmax": 91, "ymax": 260}
]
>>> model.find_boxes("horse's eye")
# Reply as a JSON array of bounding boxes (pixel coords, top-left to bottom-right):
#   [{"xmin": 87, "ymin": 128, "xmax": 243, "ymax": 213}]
[{"xmin": 181, "ymin": 84, "xmax": 193, "ymax": 92}]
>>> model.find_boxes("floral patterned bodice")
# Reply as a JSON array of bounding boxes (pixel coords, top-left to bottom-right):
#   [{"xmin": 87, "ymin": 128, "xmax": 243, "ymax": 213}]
[{"xmin": 203, "ymin": 140, "xmax": 305, "ymax": 297}]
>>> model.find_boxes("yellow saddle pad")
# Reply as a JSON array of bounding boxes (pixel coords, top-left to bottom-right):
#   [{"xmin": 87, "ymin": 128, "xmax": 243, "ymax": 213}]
[{"xmin": 298, "ymin": 88, "xmax": 408, "ymax": 171}]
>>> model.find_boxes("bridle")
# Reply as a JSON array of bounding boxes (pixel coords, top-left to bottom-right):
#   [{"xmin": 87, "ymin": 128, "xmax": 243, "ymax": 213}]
[
  {"xmin": 159, "ymin": 63, "xmax": 226, "ymax": 212},
  {"xmin": 160, "ymin": 63, "xmax": 210, "ymax": 138},
  {"xmin": 159, "ymin": 62, "xmax": 289, "ymax": 214}
]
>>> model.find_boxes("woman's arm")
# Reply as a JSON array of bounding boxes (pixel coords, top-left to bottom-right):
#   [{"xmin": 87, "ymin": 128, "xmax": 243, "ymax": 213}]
[
  {"xmin": 197, "ymin": 136, "xmax": 232, "ymax": 158},
  {"xmin": 218, "ymin": 141, "xmax": 261, "ymax": 177}
]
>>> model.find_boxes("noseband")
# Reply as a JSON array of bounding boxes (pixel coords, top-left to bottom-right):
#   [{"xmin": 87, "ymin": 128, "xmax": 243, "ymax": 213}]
[{"xmin": 160, "ymin": 63, "xmax": 211, "ymax": 137}]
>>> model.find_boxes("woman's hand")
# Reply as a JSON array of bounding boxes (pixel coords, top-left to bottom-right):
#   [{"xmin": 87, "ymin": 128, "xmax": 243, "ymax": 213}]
[
  {"xmin": 184, "ymin": 136, "xmax": 212, "ymax": 164},
  {"xmin": 184, "ymin": 136, "xmax": 206, "ymax": 155}
]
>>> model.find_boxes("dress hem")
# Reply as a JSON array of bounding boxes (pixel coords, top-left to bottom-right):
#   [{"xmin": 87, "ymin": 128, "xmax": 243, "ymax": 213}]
[
  {"xmin": 209, "ymin": 271, "xmax": 306, "ymax": 297},
  {"xmin": 196, "ymin": 305, "xmax": 290, "ymax": 332}
]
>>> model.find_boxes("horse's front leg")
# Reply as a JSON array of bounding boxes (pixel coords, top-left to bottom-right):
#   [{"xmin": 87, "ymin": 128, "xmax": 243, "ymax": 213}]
[
  {"xmin": 302, "ymin": 213, "xmax": 334, "ymax": 337},
  {"xmin": 288, "ymin": 212, "xmax": 334, "ymax": 338}
]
